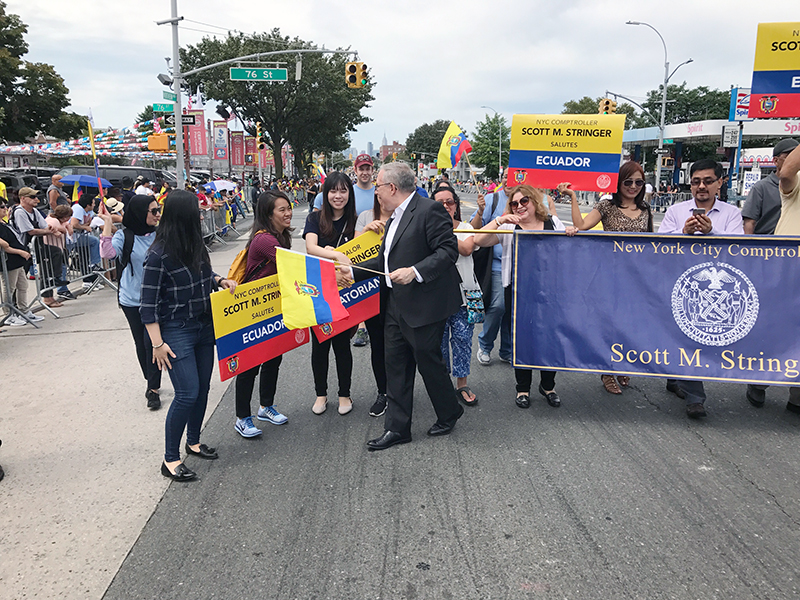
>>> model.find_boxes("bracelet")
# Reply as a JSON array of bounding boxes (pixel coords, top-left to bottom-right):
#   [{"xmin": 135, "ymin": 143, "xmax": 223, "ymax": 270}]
[
  {"xmin": 152, "ymin": 341, "xmax": 165, "ymax": 349},
  {"xmin": 495, "ymin": 217, "xmax": 502, "ymax": 227},
  {"xmin": 217, "ymin": 277, "xmax": 227, "ymax": 286}
]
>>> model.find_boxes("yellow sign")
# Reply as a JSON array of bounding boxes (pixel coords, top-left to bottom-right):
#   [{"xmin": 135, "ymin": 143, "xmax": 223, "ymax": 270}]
[
  {"xmin": 338, "ymin": 230, "xmax": 382, "ymax": 267},
  {"xmin": 753, "ymin": 22, "xmax": 800, "ymax": 71},
  {"xmin": 510, "ymin": 114, "xmax": 626, "ymax": 154}
]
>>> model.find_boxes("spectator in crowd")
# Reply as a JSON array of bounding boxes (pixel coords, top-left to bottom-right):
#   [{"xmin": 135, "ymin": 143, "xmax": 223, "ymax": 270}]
[
  {"xmin": 742, "ymin": 139, "xmax": 798, "ymax": 235},
  {"xmin": 0, "ymin": 200, "xmax": 38, "ymax": 325},
  {"xmin": 433, "ymin": 184, "xmax": 479, "ymax": 406},
  {"xmin": 233, "ymin": 191, "xmax": 293, "ymax": 438},
  {"xmin": 11, "ymin": 187, "xmax": 59, "ymax": 307},
  {"xmin": 103, "ymin": 188, "xmax": 125, "ymax": 223},
  {"xmin": 658, "ymin": 159, "xmax": 744, "ymax": 418},
  {"xmin": 141, "ymin": 190, "xmax": 236, "ymax": 482},
  {"xmin": 475, "ymin": 184, "xmax": 577, "ymax": 410},
  {"xmin": 47, "ymin": 175, "xmax": 70, "ymax": 210},
  {"xmin": 69, "ymin": 195, "xmax": 103, "ymax": 293},
  {"xmin": 565, "ymin": 162, "xmax": 653, "ymax": 394},
  {"xmin": 42, "ymin": 205, "xmax": 73, "ymax": 307},
  {"xmin": 99, "ymin": 195, "xmax": 163, "ymax": 410},
  {"xmin": 134, "ymin": 178, "xmax": 154, "ymax": 196},
  {"xmin": 303, "ymin": 171, "xmax": 356, "ymax": 416}
]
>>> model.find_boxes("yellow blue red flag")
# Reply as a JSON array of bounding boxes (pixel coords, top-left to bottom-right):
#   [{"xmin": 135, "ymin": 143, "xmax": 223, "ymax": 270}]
[
  {"xmin": 437, "ymin": 121, "xmax": 472, "ymax": 169},
  {"xmin": 276, "ymin": 248, "xmax": 349, "ymax": 330}
]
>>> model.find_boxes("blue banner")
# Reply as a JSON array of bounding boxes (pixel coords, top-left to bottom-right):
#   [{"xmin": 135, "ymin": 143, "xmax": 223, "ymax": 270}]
[{"xmin": 512, "ymin": 231, "xmax": 800, "ymax": 386}]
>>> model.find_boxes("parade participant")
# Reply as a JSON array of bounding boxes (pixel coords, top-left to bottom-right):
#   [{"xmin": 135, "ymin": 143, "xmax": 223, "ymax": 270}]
[
  {"xmin": 314, "ymin": 153, "xmax": 375, "ymax": 215},
  {"xmin": 303, "ymin": 171, "xmax": 357, "ymax": 416},
  {"xmin": 47, "ymin": 175, "xmax": 70, "ymax": 210},
  {"xmin": 233, "ymin": 191, "xmax": 292, "ymax": 438},
  {"xmin": 348, "ymin": 162, "xmax": 464, "ymax": 451},
  {"xmin": 140, "ymin": 190, "xmax": 237, "ymax": 482},
  {"xmin": 355, "ymin": 193, "xmax": 391, "ymax": 417},
  {"xmin": 433, "ymin": 184, "xmax": 479, "ymax": 406},
  {"xmin": 475, "ymin": 185, "xmax": 577, "ymax": 410},
  {"xmin": 741, "ymin": 139, "xmax": 800, "ymax": 412},
  {"xmin": 564, "ymin": 162, "xmax": 653, "ymax": 394},
  {"xmin": 658, "ymin": 159, "xmax": 744, "ymax": 418},
  {"xmin": 99, "ymin": 196, "xmax": 163, "ymax": 410}
]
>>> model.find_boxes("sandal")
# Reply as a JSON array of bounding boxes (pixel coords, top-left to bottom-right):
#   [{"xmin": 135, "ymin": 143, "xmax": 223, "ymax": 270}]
[
  {"xmin": 44, "ymin": 300, "xmax": 63, "ymax": 308},
  {"xmin": 601, "ymin": 374, "xmax": 622, "ymax": 395},
  {"xmin": 617, "ymin": 376, "xmax": 630, "ymax": 388},
  {"xmin": 457, "ymin": 386, "xmax": 478, "ymax": 406}
]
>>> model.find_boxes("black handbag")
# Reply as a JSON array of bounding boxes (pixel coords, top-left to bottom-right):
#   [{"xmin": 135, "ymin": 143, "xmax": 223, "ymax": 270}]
[{"xmin": 472, "ymin": 192, "xmax": 500, "ymax": 297}]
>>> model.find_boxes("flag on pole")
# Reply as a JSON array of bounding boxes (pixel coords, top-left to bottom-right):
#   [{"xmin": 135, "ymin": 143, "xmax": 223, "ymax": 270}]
[
  {"xmin": 71, "ymin": 184, "xmax": 81, "ymax": 204},
  {"xmin": 313, "ymin": 163, "xmax": 326, "ymax": 183},
  {"xmin": 437, "ymin": 121, "xmax": 472, "ymax": 169},
  {"xmin": 276, "ymin": 248, "xmax": 349, "ymax": 330}
]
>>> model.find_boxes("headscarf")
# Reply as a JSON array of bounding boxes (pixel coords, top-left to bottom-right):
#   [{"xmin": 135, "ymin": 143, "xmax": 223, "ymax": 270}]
[{"xmin": 119, "ymin": 195, "xmax": 157, "ymax": 271}]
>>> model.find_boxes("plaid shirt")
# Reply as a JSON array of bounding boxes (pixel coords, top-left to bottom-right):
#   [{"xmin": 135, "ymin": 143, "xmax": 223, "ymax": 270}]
[{"xmin": 139, "ymin": 245, "xmax": 219, "ymax": 325}]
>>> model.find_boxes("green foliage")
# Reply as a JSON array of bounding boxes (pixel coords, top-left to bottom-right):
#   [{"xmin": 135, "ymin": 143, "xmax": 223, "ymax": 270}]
[
  {"xmin": 135, "ymin": 105, "xmax": 156, "ymax": 136},
  {"xmin": 49, "ymin": 111, "xmax": 88, "ymax": 140},
  {"xmin": 561, "ymin": 96, "xmax": 644, "ymax": 129},
  {"xmin": 470, "ymin": 113, "xmax": 510, "ymax": 179},
  {"xmin": 181, "ymin": 30, "xmax": 373, "ymax": 178},
  {"xmin": 0, "ymin": 2, "xmax": 83, "ymax": 142},
  {"xmin": 404, "ymin": 120, "xmax": 453, "ymax": 163},
  {"xmin": 642, "ymin": 82, "xmax": 730, "ymax": 125}
]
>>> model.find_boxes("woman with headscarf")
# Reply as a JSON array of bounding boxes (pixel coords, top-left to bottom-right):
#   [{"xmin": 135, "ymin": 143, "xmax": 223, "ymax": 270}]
[{"xmin": 99, "ymin": 195, "xmax": 163, "ymax": 410}]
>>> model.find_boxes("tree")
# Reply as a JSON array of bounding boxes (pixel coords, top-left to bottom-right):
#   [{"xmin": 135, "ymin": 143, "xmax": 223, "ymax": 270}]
[
  {"xmin": 642, "ymin": 82, "xmax": 730, "ymax": 125},
  {"xmin": 405, "ymin": 120, "xmax": 451, "ymax": 156},
  {"xmin": 561, "ymin": 96, "xmax": 644, "ymax": 129},
  {"xmin": 0, "ymin": 2, "xmax": 83, "ymax": 142},
  {"xmin": 182, "ymin": 30, "xmax": 373, "ymax": 178},
  {"xmin": 50, "ymin": 112, "xmax": 88, "ymax": 140},
  {"xmin": 470, "ymin": 113, "xmax": 510, "ymax": 180}
]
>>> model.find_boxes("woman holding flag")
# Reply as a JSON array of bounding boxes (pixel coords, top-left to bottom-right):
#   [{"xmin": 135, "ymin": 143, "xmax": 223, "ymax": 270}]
[
  {"xmin": 303, "ymin": 171, "xmax": 356, "ymax": 416},
  {"xmin": 140, "ymin": 190, "xmax": 237, "ymax": 482}
]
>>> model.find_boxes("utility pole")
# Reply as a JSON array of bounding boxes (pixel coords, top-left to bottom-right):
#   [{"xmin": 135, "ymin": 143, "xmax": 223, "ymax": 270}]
[{"xmin": 157, "ymin": 0, "xmax": 185, "ymax": 189}]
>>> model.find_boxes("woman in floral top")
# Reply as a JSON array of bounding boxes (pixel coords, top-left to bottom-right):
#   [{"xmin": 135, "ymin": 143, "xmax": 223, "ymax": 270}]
[{"xmin": 561, "ymin": 162, "xmax": 653, "ymax": 395}]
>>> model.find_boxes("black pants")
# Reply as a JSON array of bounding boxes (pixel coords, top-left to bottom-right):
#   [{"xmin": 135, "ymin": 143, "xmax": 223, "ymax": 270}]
[
  {"xmin": 120, "ymin": 305, "xmax": 162, "ymax": 391},
  {"xmin": 504, "ymin": 283, "xmax": 556, "ymax": 393},
  {"xmin": 364, "ymin": 312, "xmax": 387, "ymax": 395},
  {"xmin": 383, "ymin": 293, "xmax": 461, "ymax": 436},
  {"xmin": 235, "ymin": 356, "xmax": 282, "ymax": 419},
  {"xmin": 311, "ymin": 330, "xmax": 352, "ymax": 397}
]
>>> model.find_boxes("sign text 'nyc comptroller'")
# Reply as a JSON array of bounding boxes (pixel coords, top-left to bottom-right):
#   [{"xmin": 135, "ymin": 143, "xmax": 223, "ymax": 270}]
[{"xmin": 507, "ymin": 114, "xmax": 626, "ymax": 193}]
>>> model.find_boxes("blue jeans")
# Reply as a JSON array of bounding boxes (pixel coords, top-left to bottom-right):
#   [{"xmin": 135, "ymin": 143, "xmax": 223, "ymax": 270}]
[
  {"xmin": 73, "ymin": 232, "xmax": 101, "ymax": 267},
  {"xmin": 161, "ymin": 317, "xmax": 216, "ymax": 462},
  {"xmin": 478, "ymin": 271, "xmax": 511, "ymax": 359}
]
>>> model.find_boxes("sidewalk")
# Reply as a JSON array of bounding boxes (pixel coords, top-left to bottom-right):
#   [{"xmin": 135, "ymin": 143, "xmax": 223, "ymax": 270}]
[{"xmin": 0, "ymin": 226, "xmax": 250, "ymax": 600}]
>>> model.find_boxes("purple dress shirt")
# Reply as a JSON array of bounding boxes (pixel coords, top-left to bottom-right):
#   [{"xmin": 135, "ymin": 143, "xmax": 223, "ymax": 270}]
[{"xmin": 658, "ymin": 198, "xmax": 744, "ymax": 235}]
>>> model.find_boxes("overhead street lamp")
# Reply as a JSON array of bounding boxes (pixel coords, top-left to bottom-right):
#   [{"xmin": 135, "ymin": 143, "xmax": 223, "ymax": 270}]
[
  {"xmin": 626, "ymin": 21, "xmax": 692, "ymax": 190},
  {"xmin": 481, "ymin": 105, "xmax": 503, "ymax": 179}
]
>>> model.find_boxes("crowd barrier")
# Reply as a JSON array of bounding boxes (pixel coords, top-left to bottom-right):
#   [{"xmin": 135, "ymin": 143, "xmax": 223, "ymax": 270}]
[
  {"xmin": 0, "ymin": 248, "xmax": 40, "ymax": 328},
  {"xmin": 201, "ymin": 195, "xmax": 252, "ymax": 248}
]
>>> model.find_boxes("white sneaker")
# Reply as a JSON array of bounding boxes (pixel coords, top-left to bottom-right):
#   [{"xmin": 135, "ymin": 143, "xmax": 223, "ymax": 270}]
[
  {"xmin": 6, "ymin": 315, "xmax": 28, "ymax": 326},
  {"xmin": 235, "ymin": 416, "xmax": 263, "ymax": 438},
  {"xmin": 82, "ymin": 282, "xmax": 105, "ymax": 291},
  {"xmin": 24, "ymin": 311, "xmax": 45, "ymax": 322},
  {"xmin": 477, "ymin": 349, "xmax": 491, "ymax": 365}
]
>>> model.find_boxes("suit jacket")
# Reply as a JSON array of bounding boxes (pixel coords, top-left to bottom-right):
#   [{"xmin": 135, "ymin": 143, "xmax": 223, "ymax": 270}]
[{"xmin": 356, "ymin": 193, "xmax": 462, "ymax": 328}]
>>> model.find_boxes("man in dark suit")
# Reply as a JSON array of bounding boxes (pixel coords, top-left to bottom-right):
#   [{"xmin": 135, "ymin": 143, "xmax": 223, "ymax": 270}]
[{"xmin": 350, "ymin": 162, "xmax": 464, "ymax": 450}]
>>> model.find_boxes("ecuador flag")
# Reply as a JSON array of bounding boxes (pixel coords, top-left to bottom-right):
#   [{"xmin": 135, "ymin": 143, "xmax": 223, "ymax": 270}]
[
  {"xmin": 437, "ymin": 121, "xmax": 472, "ymax": 169},
  {"xmin": 276, "ymin": 248, "xmax": 349, "ymax": 330}
]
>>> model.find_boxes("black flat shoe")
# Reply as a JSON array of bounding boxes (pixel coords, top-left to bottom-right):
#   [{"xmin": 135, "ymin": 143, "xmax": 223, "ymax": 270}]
[
  {"xmin": 746, "ymin": 385, "xmax": 765, "ymax": 407},
  {"xmin": 367, "ymin": 430, "xmax": 411, "ymax": 451},
  {"xmin": 145, "ymin": 389, "xmax": 161, "ymax": 410},
  {"xmin": 515, "ymin": 394, "xmax": 530, "ymax": 409},
  {"xmin": 427, "ymin": 422, "xmax": 455, "ymax": 436},
  {"xmin": 161, "ymin": 462, "xmax": 196, "ymax": 482},
  {"xmin": 539, "ymin": 384, "xmax": 561, "ymax": 407},
  {"xmin": 185, "ymin": 443, "xmax": 219, "ymax": 459}
]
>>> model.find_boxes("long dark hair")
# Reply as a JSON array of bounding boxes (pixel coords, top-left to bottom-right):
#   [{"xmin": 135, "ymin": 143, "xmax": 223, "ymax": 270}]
[
  {"xmin": 613, "ymin": 161, "xmax": 653, "ymax": 232},
  {"xmin": 432, "ymin": 183, "xmax": 461, "ymax": 221},
  {"xmin": 319, "ymin": 171, "xmax": 356, "ymax": 242},
  {"xmin": 249, "ymin": 190, "xmax": 293, "ymax": 250},
  {"xmin": 153, "ymin": 190, "xmax": 210, "ymax": 272}
]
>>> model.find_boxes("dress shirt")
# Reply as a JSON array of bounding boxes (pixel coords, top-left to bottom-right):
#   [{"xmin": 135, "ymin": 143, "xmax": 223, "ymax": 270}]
[
  {"xmin": 383, "ymin": 191, "xmax": 422, "ymax": 287},
  {"xmin": 658, "ymin": 198, "xmax": 744, "ymax": 235}
]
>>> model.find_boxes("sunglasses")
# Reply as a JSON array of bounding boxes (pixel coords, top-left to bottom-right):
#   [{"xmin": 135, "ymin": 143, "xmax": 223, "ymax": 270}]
[
  {"xmin": 690, "ymin": 178, "xmax": 719, "ymax": 187},
  {"xmin": 622, "ymin": 179, "xmax": 645, "ymax": 188},
  {"xmin": 149, "ymin": 207, "xmax": 162, "ymax": 216},
  {"xmin": 509, "ymin": 196, "xmax": 531, "ymax": 209},
  {"xmin": 435, "ymin": 198, "xmax": 456, "ymax": 206}
]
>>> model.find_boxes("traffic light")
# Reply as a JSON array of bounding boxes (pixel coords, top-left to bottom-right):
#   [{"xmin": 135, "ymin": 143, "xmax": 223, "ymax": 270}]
[
  {"xmin": 359, "ymin": 63, "xmax": 368, "ymax": 87},
  {"xmin": 599, "ymin": 98, "xmax": 617, "ymax": 114},
  {"xmin": 256, "ymin": 121, "xmax": 266, "ymax": 151},
  {"xmin": 345, "ymin": 62, "xmax": 359, "ymax": 88},
  {"xmin": 147, "ymin": 134, "xmax": 170, "ymax": 152},
  {"xmin": 661, "ymin": 156, "xmax": 675, "ymax": 168},
  {"xmin": 392, "ymin": 152, "xmax": 397, "ymax": 160}
]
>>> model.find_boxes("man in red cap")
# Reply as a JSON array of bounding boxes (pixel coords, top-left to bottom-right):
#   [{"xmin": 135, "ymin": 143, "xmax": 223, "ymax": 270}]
[{"xmin": 313, "ymin": 153, "xmax": 375, "ymax": 215}]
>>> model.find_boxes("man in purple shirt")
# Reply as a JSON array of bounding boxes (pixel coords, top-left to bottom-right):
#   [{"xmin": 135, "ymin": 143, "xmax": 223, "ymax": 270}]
[{"xmin": 658, "ymin": 159, "xmax": 744, "ymax": 418}]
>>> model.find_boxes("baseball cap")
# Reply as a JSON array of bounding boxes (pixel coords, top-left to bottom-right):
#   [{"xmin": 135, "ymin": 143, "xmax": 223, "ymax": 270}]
[
  {"xmin": 18, "ymin": 187, "xmax": 38, "ymax": 198},
  {"xmin": 354, "ymin": 153, "xmax": 374, "ymax": 168},
  {"xmin": 773, "ymin": 138, "xmax": 799, "ymax": 157}
]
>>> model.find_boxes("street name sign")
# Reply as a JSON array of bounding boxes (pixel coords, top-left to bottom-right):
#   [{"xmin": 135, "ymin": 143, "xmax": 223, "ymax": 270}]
[
  {"xmin": 153, "ymin": 103, "xmax": 174, "ymax": 112},
  {"xmin": 163, "ymin": 91, "xmax": 177, "ymax": 102},
  {"xmin": 229, "ymin": 68, "xmax": 288, "ymax": 81}
]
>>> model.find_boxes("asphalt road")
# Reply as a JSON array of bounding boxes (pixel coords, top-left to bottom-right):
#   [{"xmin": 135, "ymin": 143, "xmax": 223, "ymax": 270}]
[{"xmin": 102, "ymin": 201, "xmax": 798, "ymax": 600}]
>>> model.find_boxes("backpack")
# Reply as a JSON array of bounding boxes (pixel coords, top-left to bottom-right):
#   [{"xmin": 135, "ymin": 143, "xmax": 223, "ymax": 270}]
[{"xmin": 227, "ymin": 230, "xmax": 268, "ymax": 284}]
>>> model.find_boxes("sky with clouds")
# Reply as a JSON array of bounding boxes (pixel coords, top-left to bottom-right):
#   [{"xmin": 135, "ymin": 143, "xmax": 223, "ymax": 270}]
[{"xmin": 7, "ymin": 0, "xmax": 799, "ymax": 155}]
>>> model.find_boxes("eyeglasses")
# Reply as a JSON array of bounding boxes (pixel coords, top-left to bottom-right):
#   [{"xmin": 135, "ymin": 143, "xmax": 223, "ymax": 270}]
[
  {"xmin": 622, "ymin": 179, "xmax": 645, "ymax": 188},
  {"xmin": 435, "ymin": 198, "xmax": 456, "ymax": 206},
  {"xmin": 690, "ymin": 177, "xmax": 719, "ymax": 187},
  {"xmin": 509, "ymin": 196, "xmax": 531, "ymax": 209},
  {"xmin": 149, "ymin": 207, "xmax": 162, "ymax": 216},
  {"xmin": 374, "ymin": 182, "xmax": 393, "ymax": 189}
]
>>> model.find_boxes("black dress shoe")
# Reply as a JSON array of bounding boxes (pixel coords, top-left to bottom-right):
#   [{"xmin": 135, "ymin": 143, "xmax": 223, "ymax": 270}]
[
  {"xmin": 428, "ymin": 422, "xmax": 455, "ymax": 436},
  {"xmin": 746, "ymin": 385, "xmax": 765, "ymax": 407},
  {"xmin": 161, "ymin": 462, "xmax": 197, "ymax": 482},
  {"xmin": 185, "ymin": 443, "xmax": 219, "ymax": 459},
  {"xmin": 666, "ymin": 381, "xmax": 686, "ymax": 399},
  {"xmin": 787, "ymin": 402, "xmax": 800, "ymax": 414},
  {"xmin": 367, "ymin": 430, "xmax": 411, "ymax": 451},
  {"xmin": 515, "ymin": 394, "xmax": 531, "ymax": 409},
  {"xmin": 538, "ymin": 384, "xmax": 561, "ymax": 407},
  {"xmin": 145, "ymin": 389, "xmax": 161, "ymax": 410},
  {"xmin": 686, "ymin": 403, "xmax": 707, "ymax": 418}
]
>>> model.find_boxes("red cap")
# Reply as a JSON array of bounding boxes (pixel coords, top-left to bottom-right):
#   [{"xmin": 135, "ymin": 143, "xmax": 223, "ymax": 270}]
[{"xmin": 354, "ymin": 153, "xmax": 374, "ymax": 168}]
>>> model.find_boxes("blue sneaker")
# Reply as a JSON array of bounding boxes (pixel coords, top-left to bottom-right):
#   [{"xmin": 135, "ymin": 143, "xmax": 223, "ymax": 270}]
[
  {"xmin": 235, "ymin": 416, "xmax": 262, "ymax": 438},
  {"xmin": 257, "ymin": 405, "xmax": 288, "ymax": 425}
]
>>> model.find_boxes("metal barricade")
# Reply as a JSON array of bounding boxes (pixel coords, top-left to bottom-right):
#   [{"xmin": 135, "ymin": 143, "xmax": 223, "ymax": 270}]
[
  {"xmin": 0, "ymin": 248, "xmax": 40, "ymax": 328},
  {"xmin": 202, "ymin": 207, "xmax": 228, "ymax": 247}
]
